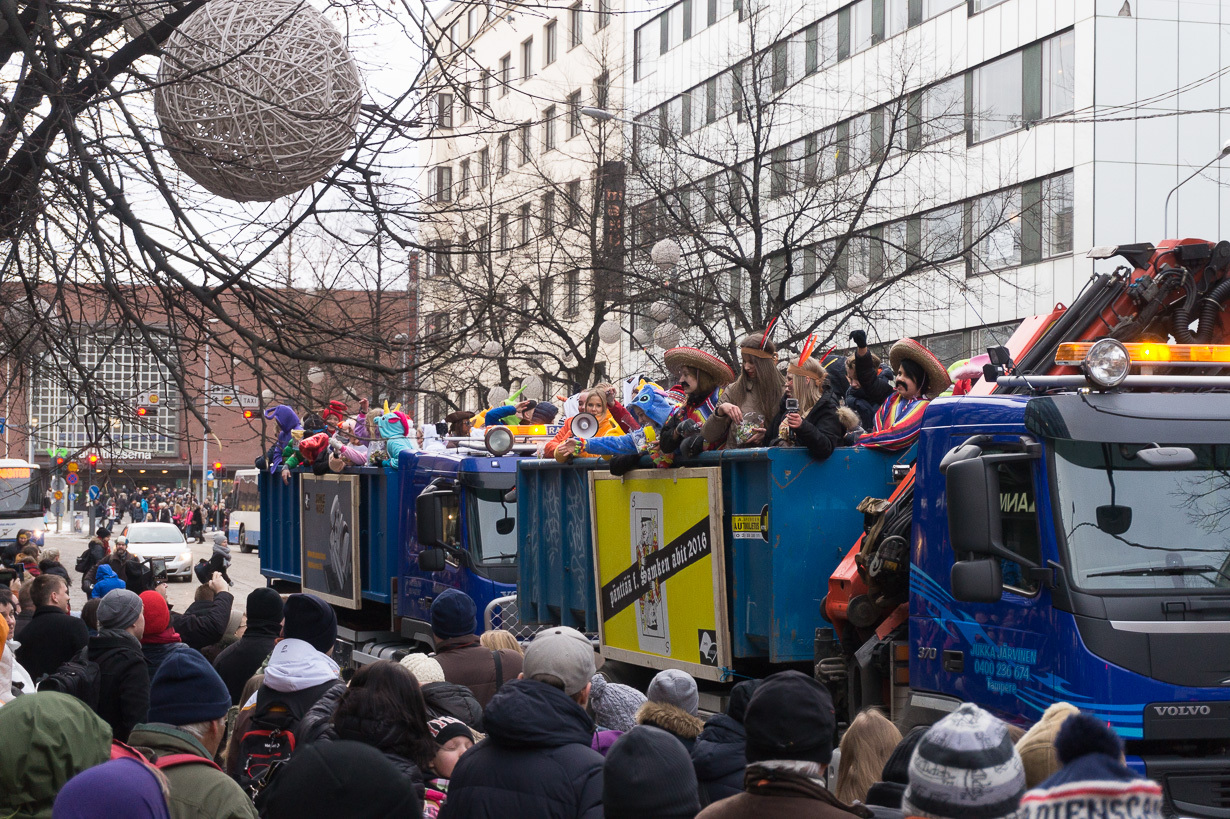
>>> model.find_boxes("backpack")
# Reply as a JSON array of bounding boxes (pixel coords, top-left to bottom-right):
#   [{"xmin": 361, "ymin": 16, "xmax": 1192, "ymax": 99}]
[
  {"xmin": 75, "ymin": 546, "xmax": 95, "ymax": 574},
  {"xmin": 111, "ymin": 740, "xmax": 223, "ymax": 772},
  {"xmin": 234, "ymin": 686, "xmax": 319, "ymax": 795},
  {"xmin": 38, "ymin": 646, "xmax": 101, "ymax": 708}
]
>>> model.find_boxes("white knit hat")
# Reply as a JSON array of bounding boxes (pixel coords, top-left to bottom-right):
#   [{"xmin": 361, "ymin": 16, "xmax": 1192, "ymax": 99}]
[{"xmin": 399, "ymin": 652, "xmax": 445, "ymax": 684}]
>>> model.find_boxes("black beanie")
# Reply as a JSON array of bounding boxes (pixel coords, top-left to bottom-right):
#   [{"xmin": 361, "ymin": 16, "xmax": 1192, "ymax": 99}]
[
  {"xmin": 744, "ymin": 670, "xmax": 836, "ymax": 766},
  {"xmin": 282, "ymin": 593, "xmax": 337, "ymax": 653},
  {"xmin": 725, "ymin": 678, "xmax": 761, "ymax": 724},
  {"xmin": 246, "ymin": 587, "xmax": 284, "ymax": 627},
  {"xmin": 255, "ymin": 740, "xmax": 421, "ymax": 818},
  {"xmin": 603, "ymin": 726, "xmax": 701, "ymax": 819}
]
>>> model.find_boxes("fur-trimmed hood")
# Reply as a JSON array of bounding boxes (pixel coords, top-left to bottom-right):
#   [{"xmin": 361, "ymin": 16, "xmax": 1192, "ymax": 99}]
[{"xmin": 636, "ymin": 700, "xmax": 705, "ymax": 741}]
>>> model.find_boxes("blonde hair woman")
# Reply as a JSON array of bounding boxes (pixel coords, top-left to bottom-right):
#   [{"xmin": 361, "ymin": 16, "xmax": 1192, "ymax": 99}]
[
  {"xmin": 543, "ymin": 388, "xmax": 621, "ymax": 462},
  {"xmin": 479, "ymin": 629, "xmax": 523, "ymax": 656},
  {"xmin": 769, "ymin": 347, "xmax": 847, "ymax": 461},
  {"xmin": 835, "ymin": 708, "xmax": 902, "ymax": 805}
]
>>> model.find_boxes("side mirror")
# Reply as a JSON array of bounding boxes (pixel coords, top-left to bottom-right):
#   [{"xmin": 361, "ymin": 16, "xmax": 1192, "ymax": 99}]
[
  {"xmin": 946, "ymin": 458, "xmax": 1003, "ymax": 558},
  {"xmin": 496, "ymin": 517, "xmax": 515, "ymax": 535},
  {"xmin": 415, "ymin": 490, "xmax": 445, "ymax": 547},
  {"xmin": 951, "ymin": 559, "xmax": 1003, "ymax": 603},
  {"xmin": 417, "ymin": 548, "xmax": 447, "ymax": 572}
]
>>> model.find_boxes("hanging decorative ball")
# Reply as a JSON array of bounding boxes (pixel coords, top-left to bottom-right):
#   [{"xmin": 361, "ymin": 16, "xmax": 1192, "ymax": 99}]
[
  {"xmin": 598, "ymin": 320, "xmax": 622, "ymax": 344},
  {"xmin": 154, "ymin": 0, "xmax": 362, "ymax": 202},
  {"xmin": 653, "ymin": 322, "xmax": 681, "ymax": 348},
  {"xmin": 521, "ymin": 374, "xmax": 543, "ymax": 400},
  {"xmin": 632, "ymin": 328, "xmax": 650, "ymax": 347},
  {"xmin": 261, "ymin": 388, "xmax": 274, "ymax": 400},
  {"xmin": 846, "ymin": 272, "xmax": 869, "ymax": 294},
  {"xmin": 488, "ymin": 386, "xmax": 509, "ymax": 405},
  {"xmin": 464, "ymin": 337, "xmax": 482, "ymax": 354},
  {"xmin": 650, "ymin": 238, "xmax": 682, "ymax": 271},
  {"xmin": 482, "ymin": 341, "xmax": 502, "ymax": 358},
  {"xmin": 648, "ymin": 300, "xmax": 671, "ymax": 321}
]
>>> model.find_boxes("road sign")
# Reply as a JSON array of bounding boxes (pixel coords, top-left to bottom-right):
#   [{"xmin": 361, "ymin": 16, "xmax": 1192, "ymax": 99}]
[
  {"xmin": 67, "ymin": 462, "xmax": 79, "ymax": 473},
  {"xmin": 0, "ymin": 417, "xmax": 5, "ymax": 434},
  {"xmin": 88, "ymin": 485, "xmax": 100, "ymax": 501},
  {"xmin": 65, "ymin": 473, "xmax": 79, "ymax": 486},
  {"xmin": 53, "ymin": 490, "xmax": 63, "ymax": 500}
]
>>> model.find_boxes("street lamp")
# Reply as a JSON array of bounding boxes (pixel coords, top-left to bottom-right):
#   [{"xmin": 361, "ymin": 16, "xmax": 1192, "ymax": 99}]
[
  {"xmin": 201, "ymin": 318, "xmax": 220, "ymax": 506},
  {"xmin": 394, "ymin": 332, "xmax": 409, "ymax": 408},
  {"xmin": 1164, "ymin": 139, "xmax": 1230, "ymax": 238}
]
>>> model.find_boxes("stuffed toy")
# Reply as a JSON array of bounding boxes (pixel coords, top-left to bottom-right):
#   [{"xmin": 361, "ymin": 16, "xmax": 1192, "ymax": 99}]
[
  {"xmin": 376, "ymin": 409, "xmax": 415, "ymax": 468},
  {"xmin": 364, "ymin": 401, "xmax": 403, "ymax": 466},
  {"xmin": 321, "ymin": 400, "xmax": 348, "ymax": 435},
  {"xmin": 328, "ymin": 419, "xmax": 369, "ymax": 472},
  {"xmin": 255, "ymin": 405, "xmax": 301, "ymax": 472},
  {"xmin": 279, "ymin": 432, "xmax": 331, "ymax": 482},
  {"xmin": 582, "ymin": 384, "xmax": 681, "ymax": 475}
]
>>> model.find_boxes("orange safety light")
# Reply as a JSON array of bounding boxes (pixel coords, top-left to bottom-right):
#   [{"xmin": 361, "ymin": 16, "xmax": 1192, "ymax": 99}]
[
  {"xmin": 136, "ymin": 406, "xmax": 148, "ymax": 417},
  {"xmin": 1056, "ymin": 342, "xmax": 1230, "ymax": 367},
  {"xmin": 243, "ymin": 409, "xmax": 254, "ymax": 419}
]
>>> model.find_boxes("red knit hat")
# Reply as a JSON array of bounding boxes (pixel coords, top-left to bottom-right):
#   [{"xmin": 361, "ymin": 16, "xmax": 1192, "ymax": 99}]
[{"xmin": 140, "ymin": 590, "xmax": 170, "ymax": 635}]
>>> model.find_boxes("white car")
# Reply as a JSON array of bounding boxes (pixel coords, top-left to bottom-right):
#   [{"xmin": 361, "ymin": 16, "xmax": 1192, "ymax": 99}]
[{"xmin": 121, "ymin": 522, "xmax": 194, "ymax": 581}]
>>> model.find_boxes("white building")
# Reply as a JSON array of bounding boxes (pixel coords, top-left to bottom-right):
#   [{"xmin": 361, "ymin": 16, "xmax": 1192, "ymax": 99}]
[{"xmin": 619, "ymin": 0, "xmax": 1230, "ymax": 366}]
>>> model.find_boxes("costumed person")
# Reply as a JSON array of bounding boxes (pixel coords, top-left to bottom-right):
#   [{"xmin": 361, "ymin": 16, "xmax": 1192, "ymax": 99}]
[
  {"xmin": 544, "ymin": 388, "xmax": 622, "ymax": 462},
  {"xmin": 702, "ymin": 326, "xmax": 787, "ymax": 450},
  {"xmin": 320, "ymin": 400, "xmax": 349, "ymax": 436},
  {"xmin": 421, "ymin": 423, "xmax": 448, "ymax": 453},
  {"xmin": 373, "ymin": 408, "xmax": 415, "ymax": 468},
  {"xmin": 850, "ymin": 331, "xmax": 951, "ymax": 451},
  {"xmin": 484, "ymin": 399, "xmax": 539, "ymax": 426},
  {"xmin": 768, "ymin": 337, "xmax": 848, "ymax": 462},
  {"xmin": 658, "ymin": 346, "xmax": 736, "ymax": 463},
  {"xmin": 328, "ymin": 419, "xmax": 371, "ymax": 472},
  {"xmin": 255, "ymin": 405, "xmax": 301, "ymax": 472},
  {"xmin": 593, "ymin": 382, "xmax": 640, "ymax": 432},
  {"xmin": 444, "ymin": 411, "xmax": 474, "ymax": 449},
  {"xmin": 281, "ymin": 431, "xmax": 331, "ymax": 483},
  {"xmin": 845, "ymin": 349, "xmax": 892, "ymax": 430},
  {"xmin": 580, "ymin": 384, "xmax": 681, "ymax": 476}
]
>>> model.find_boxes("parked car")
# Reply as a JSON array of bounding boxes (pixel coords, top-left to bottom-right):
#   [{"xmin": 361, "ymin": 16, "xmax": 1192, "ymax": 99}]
[{"xmin": 121, "ymin": 522, "xmax": 194, "ymax": 581}]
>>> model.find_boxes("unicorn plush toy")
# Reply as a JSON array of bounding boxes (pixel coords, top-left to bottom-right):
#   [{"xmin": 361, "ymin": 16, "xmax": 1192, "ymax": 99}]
[{"xmin": 372, "ymin": 402, "xmax": 417, "ymax": 468}]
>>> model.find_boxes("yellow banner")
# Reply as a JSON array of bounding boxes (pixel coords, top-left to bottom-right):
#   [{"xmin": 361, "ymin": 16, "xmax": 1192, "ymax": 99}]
[{"xmin": 589, "ymin": 467, "xmax": 730, "ymax": 681}]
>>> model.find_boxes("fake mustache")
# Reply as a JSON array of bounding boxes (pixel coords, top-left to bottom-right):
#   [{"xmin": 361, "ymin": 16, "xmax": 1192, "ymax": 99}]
[{"xmin": 895, "ymin": 380, "xmax": 908, "ymax": 391}]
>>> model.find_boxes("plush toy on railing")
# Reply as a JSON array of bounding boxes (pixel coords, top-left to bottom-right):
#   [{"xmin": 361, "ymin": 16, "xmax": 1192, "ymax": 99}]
[
  {"xmin": 281, "ymin": 431, "xmax": 331, "ymax": 483},
  {"xmin": 328, "ymin": 419, "xmax": 369, "ymax": 472},
  {"xmin": 254, "ymin": 405, "xmax": 301, "ymax": 472},
  {"xmin": 376, "ymin": 408, "xmax": 416, "ymax": 468}
]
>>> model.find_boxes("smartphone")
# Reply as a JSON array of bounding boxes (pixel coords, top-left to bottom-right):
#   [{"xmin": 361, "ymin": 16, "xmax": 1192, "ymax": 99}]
[
  {"xmin": 147, "ymin": 558, "xmax": 168, "ymax": 584},
  {"xmin": 785, "ymin": 398, "xmax": 799, "ymax": 414}
]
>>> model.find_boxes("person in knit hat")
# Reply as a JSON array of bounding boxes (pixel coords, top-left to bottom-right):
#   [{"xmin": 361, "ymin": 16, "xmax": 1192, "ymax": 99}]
[
  {"xmin": 698, "ymin": 670, "xmax": 866, "ymax": 819},
  {"xmin": 281, "ymin": 592, "xmax": 337, "ymax": 654},
  {"xmin": 691, "ymin": 679, "xmax": 761, "ymax": 806},
  {"xmin": 1015, "ymin": 702, "xmax": 1081, "ymax": 788},
  {"xmin": 206, "ymin": 531, "xmax": 233, "ymax": 586},
  {"xmin": 138, "ymin": 589, "xmax": 190, "ymax": 678},
  {"xmin": 256, "ymin": 740, "xmax": 422, "ymax": 818},
  {"xmin": 431, "ymin": 588, "xmax": 522, "ymax": 708},
  {"xmin": 402, "ymin": 652, "xmax": 485, "ymax": 729},
  {"xmin": 902, "ymin": 703, "xmax": 1025, "ymax": 819},
  {"xmin": 637, "ymin": 668, "xmax": 705, "ymax": 753},
  {"xmin": 212, "ymin": 587, "xmax": 284, "ymax": 705},
  {"xmin": 88, "ymin": 589, "xmax": 149, "ymax": 742},
  {"xmin": 129, "ymin": 649, "xmax": 258, "ymax": 819},
  {"xmin": 590, "ymin": 673, "xmax": 647, "ymax": 732},
  {"xmin": 605, "ymin": 725, "xmax": 703, "ymax": 819},
  {"xmin": 53, "ymin": 758, "xmax": 172, "ymax": 819},
  {"xmin": 1017, "ymin": 713, "xmax": 1162, "ymax": 819},
  {"xmin": 424, "ymin": 716, "xmax": 476, "ymax": 817}
]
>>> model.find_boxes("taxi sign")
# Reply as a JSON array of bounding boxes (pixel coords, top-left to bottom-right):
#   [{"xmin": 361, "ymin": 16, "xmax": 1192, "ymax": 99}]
[{"xmin": 67, "ymin": 462, "xmax": 79, "ymax": 473}]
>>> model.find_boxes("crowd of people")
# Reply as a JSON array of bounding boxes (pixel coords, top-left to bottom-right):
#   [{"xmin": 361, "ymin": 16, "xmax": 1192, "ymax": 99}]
[
  {"xmin": 77, "ymin": 487, "xmax": 227, "ymax": 544},
  {"xmin": 0, "ymin": 575, "xmax": 1165, "ymax": 819}
]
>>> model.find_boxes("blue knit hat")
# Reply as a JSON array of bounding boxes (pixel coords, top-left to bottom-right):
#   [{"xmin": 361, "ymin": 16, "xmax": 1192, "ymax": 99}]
[
  {"xmin": 148, "ymin": 649, "xmax": 231, "ymax": 725},
  {"xmin": 431, "ymin": 588, "xmax": 476, "ymax": 639}
]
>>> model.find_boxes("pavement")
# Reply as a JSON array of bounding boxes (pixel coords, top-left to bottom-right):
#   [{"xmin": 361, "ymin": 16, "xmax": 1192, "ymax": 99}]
[{"xmin": 39, "ymin": 520, "xmax": 266, "ymax": 617}]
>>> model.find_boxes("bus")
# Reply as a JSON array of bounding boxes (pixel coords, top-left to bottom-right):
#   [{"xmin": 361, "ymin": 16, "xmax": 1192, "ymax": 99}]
[
  {"xmin": 227, "ymin": 468, "xmax": 261, "ymax": 553},
  {"xmin": 0, "ymin": 459, "xmax": 45, "ymax": 548}
]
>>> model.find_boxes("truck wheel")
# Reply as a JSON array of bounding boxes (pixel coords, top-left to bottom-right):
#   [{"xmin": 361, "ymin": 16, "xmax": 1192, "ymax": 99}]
[{"xmin": 239, "ymin": 526, "xmax": 251, "ymax": 554}]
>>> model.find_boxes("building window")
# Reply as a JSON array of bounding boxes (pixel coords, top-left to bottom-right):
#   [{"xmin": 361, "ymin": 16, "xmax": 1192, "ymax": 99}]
[
  {"xmin": 458, "ymin": 232, "xmax": 469, "ymax": 272},
  {"xmin": 433, "ymin": 241, "xmax": 452, "ymax": 276},
  {"xmin": 566, "ymin": 179, "xmax": 582, "ymax": 226},
  {"xmin": 498, "ymin": 135, "xmax": 510, "ymax": 175},
  {"xmin": 544, "ymin": 21, "xmax": 557, "ymax": 66},
  {"xmin": 973, "ymin": 0, "xmax": 1010, "ymax": 10},
  {"xmin": 657, "ymin": 106, "xmax": 669, "ymax": 147},
  {"xmin": 1042, "ymin": 172, "xmax": 1074, "ymax": 257},
  {"xmin": 521, "ymin": 38, "xmax": 533, "ymax": 81},
  {"xmin": 596, "ymin": 0, "xmax": 610, "ymax": 30},
  {"xmin": 886, "ymin": 0, "xmax": 909, "ymax": 37},
  {"xmin": 565, "ymin": 269, "xmax": 580, "ymax": 311},
  {"xmin": 972, "ymin": 50, "xmax": 1023, "ymax": 142},
  {"xmin": 659, "ymin": 13, "xmax": 669, "ymax": 55},
  {"xmin": 682, "ymin": 0, "xmax": 693, "ymax": 40},
  {"xmin": 434, "ymin": 165, "xmax": 452, "ymax": 202},
  {"xmin": 770, "ymin": 146, "xmax": 789, "ymax": 198},
  {"xmin": 925, "ymin": 0, "xmax": 963, "ymax": 19},
  {"xmin": 705, "ymin": 77, "xmax": 717, "ymax": 124},
  {"xmin": 839, "ymin": 0, "xmax": 874, "ymax": 59},
  {"xmin": 542, "ymin": 191, "xmax": 556, "ymax": 236},
  {"xmin": 569, "ymin": 2, "xmax": 583, "ymax": 48},
  {"xmin": 519, "ymin": 121, "xmax": 531, "ymax": 164},
  {"xmin": 1042, "ymin": 30, "xmax": 1075, "ymax": 118},
  {"xmin": 922, "ymin": 76, "xmax": 965, "ymax": 144},
  {"xmin": 448, "ymin": 21, "xmax": 461, "ymax": 51},
  {"xmin": 467, "ymin": 5, "xmax": 482, "ymax": 38},
  {"xmin": 519, "ymin": 202, "xmax": 532, "ymax": 245},
  {"xmin": 480, "ymin": 148, "xmax": 490, "ymax": 186},
  {"xmin": 543, "ymin": 105, "xmax": 556, "ymax": 151},
  {"xmin": 568, "ymin": 91, "xmax": 582, "ymax": 137},
  {"xmin": 595, "ymin": 72, "xmax": 609, "ymax": 109},
  {"xmin": 974, "ymin": 187, "xmax": 1023, "ymax": 272},
  {"xmin": 437, "ymin": 93, "xmax": 453, "ymax": 128},
  {"xmin": 805, "ymin": 23, "xmax": 819, "ymax": 75},
  {"xmin": 973, "ymin": 31, "xmax": 1074, "ymax": 144},
  {"xmin": 680, "ymin": 91, "xmax": 692, "ymax": 135},
  {"xmin": 482, "ymin": 70, "xmax": 493, "ymax": 105},
  {"xmin": 771, "ymin": 41, "xmax": 788, "ymax": 93},
  {"xmin": 499, "ymin": 55, "xmax": 511, "ymax": 95},
  {"xmin": 498, "ymin": 212, "xmax": 510, "ymax": 251},
  {"xmin": 459, "ymin": 159, "xmax": 470, "ymax": 198}
]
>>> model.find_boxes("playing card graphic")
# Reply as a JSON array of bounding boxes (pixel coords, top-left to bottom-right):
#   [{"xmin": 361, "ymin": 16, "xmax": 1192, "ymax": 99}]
[{"xmin": 630, "ymin": 492, "xmax": 669, "ymax": 655}]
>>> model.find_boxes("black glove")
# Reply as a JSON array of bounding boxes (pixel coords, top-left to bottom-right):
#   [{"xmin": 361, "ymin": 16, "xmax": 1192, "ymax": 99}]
[
  {"xmin": 609, "ymin": 453, "xmax": 641, "ymax": 476},
  {"xmin": 849, "ymin": 329, "xmax": 867, "ymax": 348}
]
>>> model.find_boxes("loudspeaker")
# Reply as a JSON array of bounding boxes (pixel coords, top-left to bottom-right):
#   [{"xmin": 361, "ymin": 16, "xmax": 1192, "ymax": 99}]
[{"xmin": 572, "ymin": 412, "xmax": 599, "ymax": 439}]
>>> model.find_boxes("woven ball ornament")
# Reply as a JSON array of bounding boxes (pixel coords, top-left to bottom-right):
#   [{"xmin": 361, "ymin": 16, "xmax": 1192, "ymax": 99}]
[
  {"xmin": 632, "ymin": 328, "xmax": 650, "ymax": 346},
  {"xmin": 482, "ymin": 341, "xmax": 502, "ymax": 358},
  {"xmin": 648, "ymin": 300, "xmax": 671, "ymax": 321},
  {"xmin": 598, "ymin": 320, "xmax": 622, "ymax": 344},
  {"xmin": 488, "ymin": 386, "xmax": 509, "ymax": 405},
  {"xmin": 521, "ymin": 375, "xmax": 543, "ymax": 400},
  {"xmin": 650, "ymin": 238, "xmax": 682, "ymax": 271},
  {"xmin": 154, "ymin": 0, "xmax": 362, "ymax": 202},
  {"xmin": 120, "ymin": 0, "xmax": 189, "ymax": 39},
  {"xmin": 653, "ymin": 322, "xmax": 681, "ymax": 348}
]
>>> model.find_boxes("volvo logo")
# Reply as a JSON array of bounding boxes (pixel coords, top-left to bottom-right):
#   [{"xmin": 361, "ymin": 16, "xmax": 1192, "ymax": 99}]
[{"xmin": 1153, "ymin": 705, "xmax": 1211, "ymax": 717}]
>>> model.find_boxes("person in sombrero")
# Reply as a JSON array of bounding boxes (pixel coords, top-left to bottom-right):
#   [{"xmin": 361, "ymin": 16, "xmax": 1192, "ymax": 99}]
[
  {"xmin": 849, "ymin": 330, "xmax": 951, "ymax": 451},
  {"xmin": 658, "ymin": 346, "xmax": 737, "ymax": 463}
]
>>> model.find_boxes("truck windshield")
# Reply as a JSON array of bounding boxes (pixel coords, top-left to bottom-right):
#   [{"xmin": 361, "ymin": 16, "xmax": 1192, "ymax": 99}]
[
  {"xmin": 465, "ymin": 486, "xmax": 517, "ymax": 564},
  {"xmin": 1052, "ymin": 440, "xmax": 1230, "ymax": 591},
  {"xmin": 0, "ymin": 467, "xmax": 41, "ymax": 517}
]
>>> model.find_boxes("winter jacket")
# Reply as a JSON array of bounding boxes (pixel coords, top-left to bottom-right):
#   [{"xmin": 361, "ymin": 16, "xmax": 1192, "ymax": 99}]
[
  {"xmin": 422, "ymin": 680, "xmax": 485, "ymax": 729},
  {"xmin": 1, "ymin": 636, "xmax": 36, "ymax": 702},
  {"xmin": 697, "ymin": 764, "xmax": 875, "ymax": 819},
  {"xmin": 89, "ymin": 628, "xmax": 149, "ymax": 742},
  {"xmin": 691, "ymin": 713, "xmax": 749, "ymax": 806},
  {"xmin": 636, "ymin": 700, "xmax": 706, "ymax": 754},
  {"xmin": 433, "ymin": 634, "xmax": 523, "ymax": 708},
  {"xmin": 0, "ymin": 691, "xmax": 112, "ymax": 819},
  {"xmin": 89, "ymin": 564, "xmax": 126, "ymax": 599},
  {"xmin": 172, "ymin": 592, "xmax": 234, "ymax": 651},
  {"xmin": 767, "ymin": 390, "xmax": 847, "ymax": 462},
  {"xmin": 141, "ymin": 640, "xmax": 194, "ymax": 679},
  {"xmin": 212, "ymin": 628, "xmax": 279, "ymax": 705},
  {"xmin": 294, "ymin": 675, "xmax": 348, "ymax": 746},
  {"xmin": 15, "ymin": 606, "xmax": 89, "ymax": 681},
  {"xmin": 129, "ymin": 723, "xmax": 258, "ymax": 819},
  {"xmin": 439, "ymin": 678, "xmax": 604, "ymax": 819},
  {"xmin": 36, "ymin": 561, "xmax": 70, "ymax": 585},
  {"xmin": 331, "ymin": 706, "xmax": 430, "ymax": 799}
]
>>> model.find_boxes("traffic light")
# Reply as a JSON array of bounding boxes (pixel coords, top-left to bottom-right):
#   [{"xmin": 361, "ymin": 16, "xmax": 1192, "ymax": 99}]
[
  {"xmin": 136, "ymin": 406, "xmax": 148, "ymax": 417},
  {"xmin": 88, "ymin": 454, "xmax": 98, "ymax": 465},
  {"xmin": 214, "ymin": 463, "xmax": 226, "ymax": 478},
  {"xmin": 243, "ymin": 409, "xmax": 254, "ymax": 419},
  {"xmin": 54, "ymin": 456, "xmax": 65, "ymax": 469}
]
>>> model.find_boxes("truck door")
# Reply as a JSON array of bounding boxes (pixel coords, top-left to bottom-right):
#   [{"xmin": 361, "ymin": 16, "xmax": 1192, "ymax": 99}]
[{"xmin": 403, "ymin": 483, "xmax": 463, "ymax": 625}]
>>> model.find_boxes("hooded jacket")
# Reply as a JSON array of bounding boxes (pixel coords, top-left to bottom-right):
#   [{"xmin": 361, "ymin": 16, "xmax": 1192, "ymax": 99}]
[
  {"xmin": 89, "ymin": 564, "xmax": 126, "ymax": 599},
  {"xmin": 433, "ymin": 634, "xmax": 523, "ymax": 708},
  {"xmin": 211, "ymin": 618, "xmax": 280, "ymax": 705},
  {"xmin": 637, "ymin": 700, "xmax": 706, "ymax": 754},
  {"xmin": 439, "ymin": 678, "xmax": 604, "ymax": 819},
  {"xmin": 172, "ymin": 591, "xmax": 234, "ymax": 651},
  {"xmin": 422, "ymin": 680, "xmax": 485, "ymax": 729},
  {"xmin": 697, "ymin": 764, "xmax": 875, "ymax": 819},
  {"xmin": 0, "ymin": 692, "xmax": 112, "ymax": 819},
  {"xmin": 1, "ymin": 633, "xmax": 36, "ymax": 702},
  {"xmin": 691, "ymin": 713, "xmax": 749, "ymax": 806},
  {"xmin": 88, "ymin": 628, "xmax": 150, "ymax": 742},
  {"xmin": 129, "ymin": 723, "xmax": 259, "ymax": 819}
]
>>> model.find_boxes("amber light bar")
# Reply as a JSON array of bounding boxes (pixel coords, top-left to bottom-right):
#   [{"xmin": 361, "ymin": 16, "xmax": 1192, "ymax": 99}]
[{"xmin": 1055, "ymin": 342, "xmax": 1230, "ymax": 367}]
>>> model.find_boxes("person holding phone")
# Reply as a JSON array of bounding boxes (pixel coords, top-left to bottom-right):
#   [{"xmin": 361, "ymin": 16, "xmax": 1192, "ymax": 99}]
[{"xmin": 767, "ymin": 347, "xmax": 846, "ymax": 462}]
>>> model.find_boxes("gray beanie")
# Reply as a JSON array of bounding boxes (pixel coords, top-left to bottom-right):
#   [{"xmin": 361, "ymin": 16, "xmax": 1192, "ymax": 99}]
[
  {"xmin": 97, "ymin": 589, "xmax": 143, "ymax": 630},
  {"xmin": 647, "ymin": 669, "xmax": 699, "ymax": 716},
  {"xmin": 590, "ymin": 674, "xmax": 647, "ymax": 732}
]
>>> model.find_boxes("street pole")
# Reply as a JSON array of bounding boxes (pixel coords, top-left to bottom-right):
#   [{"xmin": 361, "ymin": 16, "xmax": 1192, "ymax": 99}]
[{"xmin": 201, "ymin": 340, "xmax": 210, "ymax": 506}]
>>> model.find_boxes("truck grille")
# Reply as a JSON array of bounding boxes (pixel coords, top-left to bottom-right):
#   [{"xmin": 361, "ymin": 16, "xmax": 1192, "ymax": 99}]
[{"xmin": 1168, "ymin": 773, "xmax": 1230, "ymax": 814}]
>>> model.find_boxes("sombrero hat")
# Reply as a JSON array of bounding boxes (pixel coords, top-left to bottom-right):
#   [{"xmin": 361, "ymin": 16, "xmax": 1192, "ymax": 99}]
[
  {"xmin": 664, "ymin": 347, "xmax": 736, "ymax": 386},
  {"xmin": 889, "ymin": 338, "xmax": 952, "ymax": 399}
]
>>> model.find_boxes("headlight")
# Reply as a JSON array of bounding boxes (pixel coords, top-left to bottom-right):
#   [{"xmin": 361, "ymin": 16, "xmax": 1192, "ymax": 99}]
[
  {"xmin": 485, "ymin": 427, "xmax": 514, "ymax": 457},
  {"xmin": 1083, "ymin": 339, "xmax": 1130, "ymax": 389},
  {"xmin": 179, "ymin": 551, "xmax": 192, "ymax": 563}
]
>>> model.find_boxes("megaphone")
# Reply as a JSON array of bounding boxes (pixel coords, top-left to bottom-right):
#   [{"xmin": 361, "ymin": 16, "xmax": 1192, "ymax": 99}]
[{"xmin": 571, "ymin": 412, "xmax": 599, "ymax": 439}]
